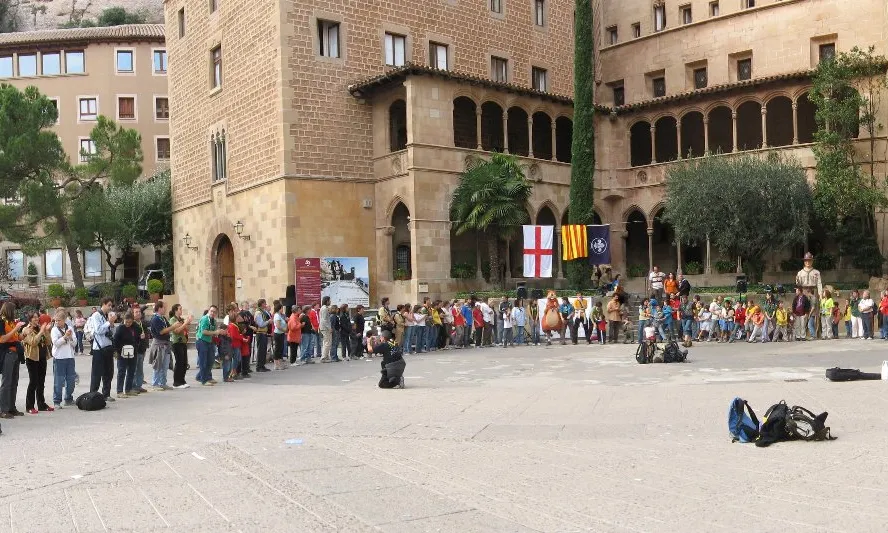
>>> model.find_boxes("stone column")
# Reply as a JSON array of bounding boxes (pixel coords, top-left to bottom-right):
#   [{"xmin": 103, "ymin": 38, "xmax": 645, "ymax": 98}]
[
  {"xmin": 650, "ymin": 126, "xmax": 657, "ymax": 164},
  {"xmin": 647, "ymin": 227, "xmax": 654, "ymax": 273},
  {"xmin": 376, "ymin": 226, "xmax": 396, "ymax": 282},
  {"xmin": 761, "ymin": 107, "xmax": 768, "ymax": 148},
  {"xmin": 676, "ymin": 235, "xmax": 683, "ymax": 275},
  {"xmin": 551, "ymin": 122, "xmax": 558, "ymax": 161},
  {"xmin": 731, "ymin": 111, "xmax": 738, "ymax": 153},
  {"xmin": 475, "ymin": 108, "xmax": 483, "ymax": 150},
  {"xmin": 703, "ymin": 117, "xmax": 710, "ymax": 154},
  {"xmin": 627, "ymin": 129, "xmax": 633, "ymax": 165},
  {"xmin": 528, "ymin": 118, "xmax": 534, "ymax": 158},
  {"xmin": 705, "ymin": 234, "xmax": 712, "ymax": 275},
  {"xmin": 502, "ymin": 114, "xmax": 510, "ymax": 154},
  {"xmin": 792, "ymin": 102, "xmax": 799, "ymax": 144},
  {"xmin": 676, "ymin": 122, "xmax": 683, "ymax": 159}
]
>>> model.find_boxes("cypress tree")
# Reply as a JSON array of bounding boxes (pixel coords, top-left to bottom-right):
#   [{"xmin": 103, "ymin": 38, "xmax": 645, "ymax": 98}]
[{"xmin": 566, "ymin": 0, "xmax": 596, "ymax": 288}]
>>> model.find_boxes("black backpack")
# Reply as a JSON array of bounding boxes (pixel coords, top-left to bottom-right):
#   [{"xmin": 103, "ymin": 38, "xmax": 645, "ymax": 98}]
[
  {"xmin": 76, "ymin": 392, "xmax": 107, "ymax": 411},
  {"xmin": 756, "ymin": 400, "xmax": 836, "ymax": 447},
  {"xmin": 755, "ymin": 401, "xmax": 791, "ymax": 447}
]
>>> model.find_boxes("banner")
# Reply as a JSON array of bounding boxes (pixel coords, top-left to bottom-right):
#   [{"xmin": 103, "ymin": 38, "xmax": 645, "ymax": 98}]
[
  {"xmin": 561, "ymin": 224, "xmax": 589, "ymax": 261},
  {"xmin": 522, "ymin": 225, "xmax": 553, "ymax": 278},
  {"xmin": 587, "ymin": 224, "xmax": 612, "ymax": 265},
  {"xmin": 295, "ymin": 258, "xmax": 321, "ymax": 306},
  {"xmin": 295, "ymin": 257, "xmax": 370, "ymax": 307}
]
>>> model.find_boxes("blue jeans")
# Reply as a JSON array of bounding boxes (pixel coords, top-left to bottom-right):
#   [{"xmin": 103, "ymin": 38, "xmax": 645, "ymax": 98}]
[
  {"xmin": 881, "ymin": 314, "xmax": 888, "ymax": 339},
  {"xmin": 52, "ymin": 358, "xmax": 76, "ymax": 405},
  {"xmin": 134, "ymin": 351, "xmax": 145, "ymax": 389},
  {"xmin": 514, "ymin": 326, "xmax": 525, "ymax": 345},
  {"xmin": 637, "ymin": 320, "xmax": 648, "ymax": 343},
  {"xmin": 414, "ymin": 325, "xmax": 426, "ymax": 352},
  {"xmin": 657, "ymin": 324, "xmax": 669, "ymax": 340},
  {"xmin": 152, "ymin": 345, "xmax": 171, "ymax": 386},
  {"xmin": 530, "ymin": 323, "xmax": 540, "ymax": 345},
  {"xmin": 75, "ymin": 331, "xmax": 84, "ymax": 353},
  {"xmin": 808, "ymin": 314, "xmax": 817, "ymax": 338},
  {"xmin": 845, "ymin": 320, "xmax": 852, "ymax": 337},
  {"xmin": 330, "ymin": 331, "xmax": 341, "ymax": 361},
  {"xmin": 862, "ymin": 312, "xmax": 873, "ymax": 339},
  {"xmin": 402, "ymin": 326, "xmax": 415, "ymax": 353},
  {"xmin": 315, "ymin": 332, "xmax": 323, "ymax": 357},
  {"xmin": 301, "ymin": 333, "xmax": 316, "ymax": 361},
  {"xmin": 116, "ymin": 357, "xmax": 136, "ymax": 393},
  {"xmin": 196, "ymin": 339, "xmax": 214, "ymax": 383},
  {"xmin": 681, "ymin": 319, "xmax": 693, "ymax": 337},
  {"xmin": 221, "ymin": 351, "xmax": 234, "ymax": 380}
]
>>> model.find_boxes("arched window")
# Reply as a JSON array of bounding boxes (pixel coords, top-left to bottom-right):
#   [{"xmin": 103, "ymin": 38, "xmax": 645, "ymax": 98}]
[
  {"xmin": 680, "ymin": 112, "xmax": 704, "ymax": 158},
  {"xmin": 453, "ymin": 97, "xmax": 477, "ymax": 148},
  {"xmin": 391, "ymin": 202, "xmax": 411, "ymax": 279},
  {"xmin": 481, "ymin": 102, "xmax": 504, "ymax": 152},
  {"xmin": 766, "ymin": 96, "xmax": 794, "ymax": 148},
  {"xmin": 555, "ymin": 116, "xmax": 572, "ymax": 163},
  {"xmin": 389, "ymin": 99, "xmax": 407, "ymax": 152},
  {"xmin": 532, "ymin": 112, "xmax": 553, "ymax": 159},
  {"xmin": 707, "ymin": 106, "xmax": 733, "ymax": 154},
  {"xmin": 507, "ymin": 106, "xmax": 529, "ymax": 156},
  {"xmin": 796, "ymin": 92, "xmax": 817, "ymax": 144},
  {"xmin": 654, "ymin": 116, "xmax": 678, "ymax": 162},
  {"xmin": 736, "ymin": 100, "xmax": 763, "ymax": 151},
  {"xmin": 630, "ymin": 121, "xmax": 652, "ymax": 166}
]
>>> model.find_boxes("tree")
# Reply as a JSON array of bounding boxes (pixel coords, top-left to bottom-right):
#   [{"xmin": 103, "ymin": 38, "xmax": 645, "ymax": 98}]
[
  {"xmin": 566, "ymin": 0, "xmax": 596, "ymax": 288},
  {"xmin": 0, "ymin": 0, "xmax": 21, "ymax": 32},
  {"xmin": 663, "ymin": 154, "xmax": 812, "ymax": 281},
  {"xmin": 71, "ymin": 170, "xmax": 171, "ymax": 281},
  {"xmin": 0, "ymin": 85, "xmax": 143, "ymax": 288},
  {"xmin": 59, "ymin": 6, "xmax": 146, "ymax": 28},
  {"xmin": 450, "ymin": 153, "xmax": 533, "ymax": 287}
]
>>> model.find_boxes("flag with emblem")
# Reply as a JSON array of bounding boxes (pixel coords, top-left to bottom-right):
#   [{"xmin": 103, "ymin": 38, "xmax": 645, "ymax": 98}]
[
  {"xmin": 561, "ymin": 224, "xmax": 589, "ymax": 261},
  {"xmin": 587, "ymin": 224, "xmax": 611, "ymax": 265},
  {"xmin": 522, "ymin": 225, "xmax": 554, "ymax": 278}
]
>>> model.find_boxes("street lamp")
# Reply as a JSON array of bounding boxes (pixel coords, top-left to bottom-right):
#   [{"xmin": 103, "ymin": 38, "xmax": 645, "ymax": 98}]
[
  {"xmin": 233, "ymin": 220, "xmax": 250, "ymax": 241},
  {"xmin": 183, "ymin": 233, "xmax": 198, "ymax": 251}
]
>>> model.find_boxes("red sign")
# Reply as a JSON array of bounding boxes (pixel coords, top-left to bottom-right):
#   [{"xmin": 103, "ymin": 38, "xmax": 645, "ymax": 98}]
[{"xmin": 295, "ymin": 258, "xmax": 321, "ymax": 306}]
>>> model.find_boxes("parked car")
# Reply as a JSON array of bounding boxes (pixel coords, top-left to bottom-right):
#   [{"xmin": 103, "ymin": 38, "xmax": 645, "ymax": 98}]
[
  {"xmin": 137, "ymin": 269, "xmax": 165, "ymax": 298},
  {"xmin": 86, "ymin": 280, "xmax": 137, "ymax": 302}
]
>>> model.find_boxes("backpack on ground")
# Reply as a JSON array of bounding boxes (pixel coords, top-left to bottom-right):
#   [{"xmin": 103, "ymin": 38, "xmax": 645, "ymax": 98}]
[
  {"xmin": 755, "ymin": 401, "xmax": 790, "ymax": 447},
  {"xmin": 728, "ymin": 397, "xmax": 760, "ymax": 443},
  {"xmin": 76, "ymin": 392, "xmax": 107, "ymax": 411},
  {"xmin": 786, "ymin": 405, "xmax": 835, "ymax": 442}
]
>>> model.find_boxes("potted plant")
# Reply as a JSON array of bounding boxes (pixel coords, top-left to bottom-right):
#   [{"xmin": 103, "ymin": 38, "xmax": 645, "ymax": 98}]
[
  {"xmin": 74, "ymin": 287, "xmax": 89, "ymax": 306},
  {"xmin": 47, "ymin": 284, "xmax": 66, "ymax": 308},
  {"xmin": 121, "ymin": 283, "xmax": 139, "ymax": 304},
  {"xmin": 393, "ymin": 268, "xmax": 409, "ymax": 281},
  {"xmin": 683, "ymin": 261, "xmax": 703, "ymax": 276},
  {"xmin": 27, "ymin": 262, "xmax": 38, "ymax": 287},
  {"xmin": 147, "ymin": 279, "xmax": 164, "ymax": 302}
]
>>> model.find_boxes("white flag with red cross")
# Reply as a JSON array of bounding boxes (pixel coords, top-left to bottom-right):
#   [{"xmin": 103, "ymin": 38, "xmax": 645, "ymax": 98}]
[{"xmin": 523, "ymin": 225, "xmax": 554, "ymax": 278}]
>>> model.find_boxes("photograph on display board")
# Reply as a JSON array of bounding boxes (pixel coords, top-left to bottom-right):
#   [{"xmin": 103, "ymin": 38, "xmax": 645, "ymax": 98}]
[{"xmin": 320, "ymin": 257, "xmax": 370, "ymax": 306}]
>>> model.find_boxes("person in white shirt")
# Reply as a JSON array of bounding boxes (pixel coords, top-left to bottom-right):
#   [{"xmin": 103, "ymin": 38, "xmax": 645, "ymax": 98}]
[
  {"xmin": 50, "ymin": 310, "xmax": 77, "ymax": 409},
  {"xmin": 858, "ymin": 291, "xmax": 875, "ymax": 340},
  {"xmin": 479, "ymin": 299, "xmax": 495, "ymax": 347},
  {"xmin": 86, "ymin": 298, "xmax": 117, "ymax": 401},
  {"xmin": 648, "ymin": 266, "xmax": 665, "ymax": 301},
  {"xmin": 502, "ymin": 304, "xmax": 514, "ymax": 347}
]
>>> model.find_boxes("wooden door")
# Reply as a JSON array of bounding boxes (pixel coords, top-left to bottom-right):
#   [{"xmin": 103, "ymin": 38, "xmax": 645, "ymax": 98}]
[{"xmin": 217, "ymin": 236, "xmax": 235, "ymax": 307}]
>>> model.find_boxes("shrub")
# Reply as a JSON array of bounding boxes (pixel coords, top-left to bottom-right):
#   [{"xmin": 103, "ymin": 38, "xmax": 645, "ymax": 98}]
[
  {"xmin": 393, "ymin": 268, "xmax": 409, "ymax": 281},
  {"xmin": 683, "ymin": 261, "xmax": 703, "ymax": 275},
  {"xmin": 627, "ymin": 264, "xmax": 646, "ymax": 278},
  {"xmin": 450, "ymin": 262, "xmax": 477, "ymax": 280},
  {"xmin": 12, "ymin": 296, "xmax": 40, "ymax": 309},
  {"xmin": 714, "ymin": 260, "xmax": 735, "ymax": 274},
  {"xmin": 121, "ymin": 284, "xmax": 139, "ymax": 299},
  {"xmin": 47, "ymin": 284, "xmax": 66, "ymax": 298},
  {"xmin": 147, "ymin": 279, "xmax": 164, "ymax": 294},
  {"xmin": 817, "ymin": 253, "xmax": 837, "ymax": 271},
  {"xmin": 27, "ymin": 262, "xmax": 38, "ymax": 284},
  {"xmin": 780, "ymin": 258, "xmax": 803, "ymax": 272},
  {"xmin": 74, "ymin": 287, "xmax": 88, "ymax": 299}
]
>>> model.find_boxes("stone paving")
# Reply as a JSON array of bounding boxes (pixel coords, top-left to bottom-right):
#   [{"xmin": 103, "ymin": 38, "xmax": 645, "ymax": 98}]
[{"xmin": 1, "ymin": 338, "xmax": 887, "ymax": 532}]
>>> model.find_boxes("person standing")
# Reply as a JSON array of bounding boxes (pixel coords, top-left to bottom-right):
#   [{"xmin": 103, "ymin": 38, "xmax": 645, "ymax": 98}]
[
  {"xmin": 571, "ymin": 293, "xmax": 588, "ymax": 344},
  {"xmin": 590, "ymin": 301, "xmax": 606, "ymax": 344},
  {"xmin": 791, "ymin": 288, "xmax": 811, "ymax": 341},
  {"xmin": 677, "ymin": 274, "xmax": 691, "ymax": 298},
  {"xmin": 452, "ymin": 303, "xmax": 466, "ymax": 349},
  {"xmin": 287, "ymin": 305, "xmax": 303, "ymax": 365},
  {"xmin": 774, "ymin": 301, "xmax": 790, "ymax": 341},
  {"xmin": 648, "ymin": 266, "xmax": 665, "ymax": 301},
  {"xmin": 879, "ymin": 290, "xmax": 888, "ymax": 340},
  {"xmin": 858, "ymin": 290, "xmax": 875, "ymax": 340},
  {"xmin": 819, "ymin": 290, "xmax": 835, "ymax": 340},
  {"xmin": 472, "ymin": 303, "xmax": 484, "ymax": 348},
  {"xmin": 113, "ymin": 311, "xmax": 140, "ymax": 397},
  {"xmin": 298, "ymin": 306, "xmax": 315, "ymax": 364},
  {"xmin": 22, "ymin": 312, "xmax": 53, "ymax": 414},
  {"xmin": 663, "ymin": 273, "xmax": 678, "ymax": 299},
  {"xmin": 606, "ymin": 294, "xmax": 623, "ymax": 342},
  {"xmin": 319, "ymin": 297, "xmax": 333, "ymax": 362},
  {"xmin": 679, "ymin": 295, "xmax": 694, "ymax": 347},
  {"xmin": 50, "ymin": 310, "xmax": 77, "ymax": 408},
  {"xmin": 352, "ymin": 306, "xmax": 366, "ymax": 358},
  {"xmin": 271, "ymin": 301, "xmax": 287, "ymax": 370},
  {"xmin": 73, "ymin": 310, "xmax": 86, "ymax": 355},
  {"xmin": 132, "ymin": 306, "xmax": 151, "ymax": 394},
  {"xmin": 377, "ymin": 298, "xmax": 394, "ymax": 333},
  {"xmin": 148, "ymin": 300, "xmax": 175, "ymax": 390},
  {"xmin": 219, "ymin": 304, "xmax": 243, "ymax": 381},
  {"xmin": 511, "ymin": 300, "xmax": 526, "ymax": 346},
  {"xmin": 87, "ymin": 298, "xmax": 117, "ymax": 401},
  {"xmin": 168, "ymin": 304, "xmax": 193, "ymax": 388},
  {"xmin": 480, "ymin": 298, "xmax": 496, "ymax": 347},
  {"xmin": 762, "ymin": 293, "xmax": 777, "ymax": 343},
  {"xmin": 0, "ymin": 302, "xmax": 25, "ymax": 421},
  {"xmin": 254, "ymin": 299, "xmax": 272, "ymax": 372},
  {"xmin": 402, "ymin": 304, "xmax": 416, "ymax": 353},
  {"xmin": 502, "ymin": 303, "xmax": 514, "ymax": 347},
  {"xmin": 195, "ymin": 306, "xmax": 227, "ymax": 385}
]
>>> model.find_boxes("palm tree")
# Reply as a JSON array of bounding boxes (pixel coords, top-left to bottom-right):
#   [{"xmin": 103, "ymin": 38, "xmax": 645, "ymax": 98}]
[{"xmin": 449, "ymin": 153, "xmax": 533, "ymax": 287}]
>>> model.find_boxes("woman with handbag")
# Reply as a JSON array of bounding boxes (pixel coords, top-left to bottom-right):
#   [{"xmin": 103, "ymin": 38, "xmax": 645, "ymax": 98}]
[
  {"xmin": 113, "ymin": 311, "xmax": 141, "ymax": 398},
  {"xmin": 0, "ymin": 302, "xmax": 26, "ymax": 421},
  {"xmin": 21, "ymin": 312, "xmax": 54, "ymax": 415}
]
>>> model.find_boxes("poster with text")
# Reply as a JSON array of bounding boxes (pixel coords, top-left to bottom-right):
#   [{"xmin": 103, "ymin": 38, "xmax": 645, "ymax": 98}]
[
  {"xmin": 321, "ymin": 257, "xmax": 370, "ymax": 306},
  {"xmin": 295, "ymin": 258, "xmax": 321, "ymax": 306}
]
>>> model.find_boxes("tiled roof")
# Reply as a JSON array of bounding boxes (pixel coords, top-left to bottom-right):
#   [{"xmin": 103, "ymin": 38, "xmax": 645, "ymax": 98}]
[
  {"xmin": 348, "ymin": 63, "xmax": 609, "ymax": 110},
  {"xmin": 0, "ymin": 24, "xmax": 165, "ymax": 48}
]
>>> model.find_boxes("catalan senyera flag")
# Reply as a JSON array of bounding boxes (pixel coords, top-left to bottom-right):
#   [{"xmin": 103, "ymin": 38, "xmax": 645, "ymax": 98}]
[{"xmin": 561, "ymin": 224, "xmax": 589, "ymax": 261}]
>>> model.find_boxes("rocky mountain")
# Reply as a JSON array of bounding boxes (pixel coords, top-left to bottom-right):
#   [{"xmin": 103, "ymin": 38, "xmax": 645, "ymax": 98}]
[{"xmin": 11, "ymin": 0, "xmax": 164, "ymax": 31}]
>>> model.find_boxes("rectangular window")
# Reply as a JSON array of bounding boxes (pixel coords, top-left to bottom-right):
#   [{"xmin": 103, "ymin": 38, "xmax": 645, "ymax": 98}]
[
  {"xmin": 79, "ymin": 139, "xmax": 96, "ymax": 162},
  {"xmin": 78, "ymin": 97, "xmax": 97, "ymax": 121},
  {"xmin": 317, "ymin": 20, "xmax": 340, "ymax": 58},
  {"xmin": 116, "ymin": 50, "xmax": 133, "ymax": 73},
  {"xmin": 490, "ymin": 0, "xmax": 502, "ymax": 14},
  {"xmin": 654, "ymin": 5, "xmax": 666, "ymax": 32},
  {"xmin": 178, "ymin": 8, "xmax": 185, "ymax": 38},
  {"xmin": 429, "ymin": 42, "xmax": 448, "ymax": 70},
  {"xmin": 83, "ymin": 249, "xmax": 102, "ymax": 278},
  {"xmin": 607, "ymin": 26, "xmax": 618, "ymax": 45},
  {"xmin": 0, "ymin": 56, "xmax": 11, "ymax": 77},
  {"xmin": 653, "ymin": 77, "xmax": 666, "ymax": 97},
  {"xmin": 65, "ymin": 51, "xmax": 84, "ymax": 73},
  {"xmin": 153, "ymin": 49, "xmax": 167, "ymax": 74},
  {"xmin": 693, "ymin": 68, "xmax": 707, "ymax": 89},
  {"xmin": 211, "ymin": 46, "xmax": 222, "ymax": 88},
  {"xmin": 48, "ymin": 98, "xmax": 59, "ymax": 123},
  {"xmin": 44, "ymin": 249, "xmax": 63, "ymax": 279},
  {"xmin": 18, "ymin": 54, "xmax": 37, "ymax": 76},
  {"xmin": 118, "ymin": 96, "xmax": 135, "ymax": 120},
  {"xmin": 819, "ymin": 43, "xmax": 836, "ymax": 63},
  {"xmin": 211, "ymin": 133, "xmax": 227, "ymax": 182},
  {"xmin": 155, "ymin": 97, "xmax": 169, "ymax": 120},
  {"xmin": 534, "ymin": 0, "xmax": 545, "ymax": 26},
  {"xmin": 710, "ymin": 1, "xmax": 720, "ymax": 16},
  {"xmin": 632, "ymin": 23, "xmax": 641, "ymax": 38},
  {"xmin": 491, "ymin": 56, "xmax": 508, "ymax": 83},
  {"xmin": 743, "ymin": 0, "xmax": 755, "ymax": 8},
  {"xmin": 384, "ymin": 33, "xmax": 406, "ymax": 66},
  {"xmin": 531, "ymin": 67, "xmax": 547, "ymax": 92},
  {"xmin": 613, "ymin": 86, "xmax": 625, "ymax": 107},
  {"xmin": 6, "ymin": 250, "xmax": 23, "ymax": 280},
  {"xmin": 41, "ymin": 52, "xmax": 61, "ymax": 75},
  {"xmin": 156, "ymin": 137, "xmax": 171, "ymax": 160},
  {"xmin": 209, "ymin": 0, "xmax": 217, "ymax": 13},
  {"xmin": 681, "ymin": 5, "xmax": 692, "ymax": 24},
  {"xmin": 737, "ymin": 58, "xmax": 752, "ymax": 81}
]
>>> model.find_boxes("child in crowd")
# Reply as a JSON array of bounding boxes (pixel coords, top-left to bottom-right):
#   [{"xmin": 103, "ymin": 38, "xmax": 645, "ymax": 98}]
[
  {"xmin": 732, "ymin": 301, "xmax": 746, "ymax": 343},
  {"xmin": 502, "ymin": 303, "xmax": 514, "ymax": 347},
  {"xmin": 748, "ymin": 307, "xmax": 766, "ymax": 343},
  {"xmin": 774, "ymin": 301, "xmax": 790, "ymax": 341}
]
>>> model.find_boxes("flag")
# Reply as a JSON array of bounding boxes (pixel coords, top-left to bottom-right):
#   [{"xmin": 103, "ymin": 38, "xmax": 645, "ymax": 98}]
[
  {"xmin": 561, "ymin": 224, "xmax": 589, "ymax": 261},
  {"xmin": 523, "ymin": 225, "xmax": 554, "ymax": 278},
  {"xmin": 587, "ymin": 224, "xmax": 611, "ymax": 265}
]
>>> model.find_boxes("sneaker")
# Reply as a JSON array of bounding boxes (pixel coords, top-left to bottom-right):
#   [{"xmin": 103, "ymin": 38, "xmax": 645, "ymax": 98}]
[
  {"xmin": 242, "ymin": 373, "xmax": 252, "ymax": 378},
  {"xmin": 162, "ymin": 385, "xmax": 174, "ymax": 390},
  {"xmin": 63, "ymin": 400, "xmax": 75, "ymax": 407},
  {"xmin": 118, "ymin": 392, "xmax": 129, "ymax": 398},
  {"xmin": 201, "ymin": 381, "xmax": 215, "ymax": 387},
  {"xmin": 27, "ymin": 408, "xmax": 38, "ymax": 415},
  {"xmin": 11, "ymin": 410, "xmax": 24, "ymax": 416},
  {"xmin": 208, "ymin": 379, "xmax": 218, "ymax": 384},
  {"xmin": 138, "ymin": 388, "xmax": 148, "ymax": 393},
  {"xmin": 224, "ymin": 378, "xmax": 234, "ymax": 383},
  {"xmin": 105, "ymin": 397, "xmax": 116, "ymax": 402},
  {"xmin": 174, "ymin": 384, "xmax": 190, "ymax": 389},
  {"xmin": 54, "ymin": 403, "xmax": 62, "ymax": 410},
  {"xmin": 152, "ymin": 386, "xmax": 165, "ymax": 392}
]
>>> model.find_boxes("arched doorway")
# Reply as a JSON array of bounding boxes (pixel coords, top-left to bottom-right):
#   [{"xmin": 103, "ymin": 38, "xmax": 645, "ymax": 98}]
[
  {"xmin": 652, "ymin": 208, "xmax": 676, "ymax": 274},
  {"xmin": 736, "ymin": 100, "xmax": 763, "ymax": 151},
  {"xmin": 630, "ymin": 121, "xmax": 652, "ymax": 166},
  {"xmin": 707, "ymin": 106, "xmax": 733, "ymax": 154},
  {"xmin": 391, "ymin": 202, "xmax": 411, "ymax": 279},
  {"xmin": 797, "ymin": 92, "xmax": 817, "ymax": 144},
  {"xmin": 216, "ymin": 235, "xmax": 235, "ymax": 307},
  {"xmin": 654, "ymin": 116, "xmax": 678, "ymax": 162},
  {"xmin": 625, "ymin": 209, "xmax": 648, "ymax": 272},
  {"xmin": 453, "ymin": 97, "xmax": 477, "ymax": 149},
  {"xmin": 766, "ymin": 96, "xmax": 794, "ymax": 147},
  {"xmin": 680, "ymin": 112, "xmax": 705, "ymax": 158}
]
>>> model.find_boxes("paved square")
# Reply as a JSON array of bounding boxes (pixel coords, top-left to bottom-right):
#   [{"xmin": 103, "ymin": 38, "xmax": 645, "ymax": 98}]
[{"xmin": 1, "ymin": 339, "xmax": 887, "ymax": 532}]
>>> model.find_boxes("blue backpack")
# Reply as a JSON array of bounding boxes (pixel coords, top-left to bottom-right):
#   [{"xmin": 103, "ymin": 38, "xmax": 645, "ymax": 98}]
[{"xmin": 728, "ymin": 397, "xmax": 760, "ymax": 443}]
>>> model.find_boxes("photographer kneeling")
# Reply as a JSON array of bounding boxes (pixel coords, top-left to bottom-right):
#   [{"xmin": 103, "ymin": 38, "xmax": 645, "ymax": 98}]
[{"xmin": 369, "ymin": 330, "xmax": 405, "ymax": 389}]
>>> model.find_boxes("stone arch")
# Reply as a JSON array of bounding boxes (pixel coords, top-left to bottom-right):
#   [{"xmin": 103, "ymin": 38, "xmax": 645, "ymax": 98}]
[
  {"xmin": 531, "ymin": 111, "xmax": 553, "ymax": 160},
  {"xmin": 624, "ymin": 208, "xmax": 648, "ymax": 271},
  {"xmin": 654, "ymin": 115, "xmax": 679, "ymax": 162},
  {"xmin": 707, "ymin": 106, "xmax": 733, "ymax": 154},
  {"xmin": 736, "ymin": 100, "xmax": 763, "ymax": 150},
  {"xmin": 389, "ymin": 99, "xmax": 407, "ymax": 152},
  {"xmin": 766, "ymin": 95, "xmax": 794, "ymax": 147},
  {"xmin": 507, "ymin": 106, "xmax": 530, "ymax": 156},
  {"xmin": 481, "ymin": 101, "xmax": 505, "ymax": 152},
  {"xmin": 391, "ymin": 202, "xmax": 412, "ymax": 278},
  {"xmin": 453, "ymin": 96, "xmax": 478, "ymax": 149},
  {"xmin": 680, "ymin": 111, "xmax": 705, "ymax": 158},
  {"xmin": 384, "ymin": 195, "xmax": 411, "ymax": 223},
  {"xmin": 762, "ymin": 90, "xmax": 792, "ymax": 106},
  {"xmin": 209, "ymin": 233, "xmax": 236, "ymax": 308},
  {"xmin": 651, "ymin": 205, "xmax": 676, "ymax": 274},
  {"xmin": 536, "ymin": 202, "xmax": 560, "ymax": 225},
  {"xmin": 796, "ymin": 91, "xmax": 817, "ymax": 144},
  {"xmin": 630, "ymin": 120, "xmax": 653, "ymax": 166},
  {"xmin": 555, "ymin": 116, "xmax": 573, "ymax": 162}
]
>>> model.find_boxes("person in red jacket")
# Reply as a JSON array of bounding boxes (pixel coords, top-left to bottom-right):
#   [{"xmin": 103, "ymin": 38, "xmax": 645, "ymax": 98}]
[
  {"xmin": 287, "ymin": 305, "xmax": 303, "ymax": 364},
  {"xmin": 226, "ymin": 310, "xmax": 246, "ymax": 381},
  {"xmin": 308, "ymin": 303, "xmax": 321, "ymax": 359},
  {"xmin": 471, "ymin": 303, "xmax": 484, "ymax": 348}
]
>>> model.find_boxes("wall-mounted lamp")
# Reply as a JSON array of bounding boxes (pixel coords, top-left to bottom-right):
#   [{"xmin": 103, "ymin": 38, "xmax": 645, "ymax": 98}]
[
  {"xmin": 183, "ymin": 233, "xmax": 198, "ymax": 251},
  {"xmin": 233, "ymin": 220, "xmax": 251, "ymax": 241}
]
